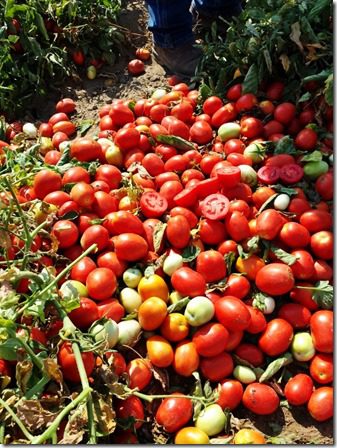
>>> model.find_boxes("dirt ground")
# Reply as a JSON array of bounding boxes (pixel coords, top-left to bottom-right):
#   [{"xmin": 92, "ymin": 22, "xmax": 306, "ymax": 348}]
[{"xmin": 30, "ymin": 0, "xmax": 333, "ymax": 444}]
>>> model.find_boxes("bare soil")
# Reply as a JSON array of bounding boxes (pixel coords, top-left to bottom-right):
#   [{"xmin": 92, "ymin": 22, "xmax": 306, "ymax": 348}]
[{"xmin": 31, "ymin": 0, "xmax": 333, "ymax": 444}]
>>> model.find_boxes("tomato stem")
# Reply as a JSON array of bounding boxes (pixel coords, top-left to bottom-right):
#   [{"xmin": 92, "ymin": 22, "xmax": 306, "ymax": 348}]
[
  {"xmin": 30, "ymin": 387, "xmax": 92, "ymax": 444},
  {"xmin": 0, "ymin": 396, "xmax": 33, "ymax": 441},
  {"xmin": 132, "ymin": 390, "xmax": 209, "ymax": 405},
  {"xmin": 7, "ymin": 328, "xmax": 44, "ymax": 371}
]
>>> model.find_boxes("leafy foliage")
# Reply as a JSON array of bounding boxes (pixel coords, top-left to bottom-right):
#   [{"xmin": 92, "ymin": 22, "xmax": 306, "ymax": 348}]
[
  {"xmin": 197, "ymin": 0, "xmax": 333, "ymax": 102},
  {"xmin": 0, "ymin": 0, "xmax": 124, "ymax": 117}
]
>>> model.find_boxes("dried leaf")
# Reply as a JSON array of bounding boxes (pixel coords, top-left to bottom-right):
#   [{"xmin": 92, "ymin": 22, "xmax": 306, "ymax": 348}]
[
  {"xmin": 16, "ymin": 400, "xmax": 57, "ymax": 431},
  {"xmin": 151, "ymin": 365, "xmax": 169, "ymax": 392},
  {"xmin": 153, "ymin": 222, "xmax": 167, "ymax": 254},
  {"xmin": 290, "ymin": 22, "xmax": 304, "ymax": 51},
  {"xmin": 151, "ymin": 420, "xmax": 171, "ymax": 444},
  {"xmin": 16, "ymin": 361, "xmax": 33, "ymax": 394},
  {"xmin": 259, "ymin": 353, "xmax": 293, "ymax": 383},
  {"xmin": 43, "ymin": 358, "xmax": 63, "ymax": 383},
  {"xmin": 210, "ymin": 434, "xmax": 234, "ymax": 444},
  {"xmin": 0, "ymin": 375, "xmax": 11, "ymax": 390},
  {"xmin": 59, "ymin": 402, "xmax": 87, "ymax": 445},
  {"xmin": 279, "ymin": 53, "xmax": 290, "ymax": 72},
  {"xmin": 92, "ymin": 392, "xmax": 116, "ymax": 435}
]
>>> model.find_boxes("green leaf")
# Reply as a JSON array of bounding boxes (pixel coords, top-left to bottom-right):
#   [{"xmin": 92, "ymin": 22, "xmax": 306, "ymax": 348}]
[
  {"xmin": 302, "ymin": 69, "xmax": 331, "ymax": 83},
  {"xmin": 156, "ymin": 134, "xmax": 195, "ymax": 152},
  {"xmin": 259, "ymin": 353, "xmax": 293, "ymax": 383},
  {"xmin": 199, "ymin": 83, "xmax": 212, "ymax": 101},
  {"xmin": 246, "ymin": 235, "xmax": 260, "ymax": 252},
  {"xmin": 0, "ymin": 338, "xmax": 19, "ymax": 361},
  {"xmin": 324, "ymin": 73, "xmax": 333, "ymax": 106},
  {"xmin": 242, "ymin": 63, "xmax": 259, "ymax": 95},
  {"xmin": 298, "ymin": 92, "xmax": 311, "ymax": 103},
  {"xmin": 263, "ymin": 48, "xmax": 272, "ymax": 74},
  {"xmin": 311, "ymin": 281, "xmax": 333, "ymax": 309},
  {"xmin": 167, "ymin": 297, "xmax": 190, "ymax": 314},
  {"xmin": 181, "ymin": 245, "xmax": 201, "ymax": 262},
  {"xmin": 224, "ymin": 251, "xmax": 237, "ymax": 275},
  {"xmin": 274, "ymin": 136, "xmax": 297, "ymax": 155},
  {"xmin": 301, "ymin": 150, "xmax": 322, "ymax": 163},
  {"xmin": 270, "ymin": 185, "xmax": 298, "ymax": 196},
  {"xmin": 77, "ymin": 120, "xmax": 95, "ymax": 137},
  {"xmin": 270, "ymin": 246, "xmax": 298, "ymax": 266}
]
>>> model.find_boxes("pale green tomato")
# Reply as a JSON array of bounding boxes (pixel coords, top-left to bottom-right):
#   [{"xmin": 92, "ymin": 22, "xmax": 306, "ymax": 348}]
[
  {"xmin": 123, "ymin": 268, "xmax": 143, "ymax": 288},
  {"xmin": 239, "ymin": 164, "xmax": 257, "ymax": 187},
  {"xmin": 39, "ymin": 137, "xmax": 54, "ymax": 155},
  {"xmin": 90, "ymin": 319, "xmax": 119, "ymax": 348},
  {"xmin": 60, "ymin": 280, "xmax": 88, "ymax": 298},
  {"xmin": 218, "ymin": 122, "xmax": 241, "ymax": 142},
  {"xmin": 195, "ymin": 404, "xmax": 227, "ymax": 436},
  {"xmin": 304, "ymin": 161, "xmax": 329, "ymax": 179},
  {"xmin": 243, "ymin": 142, "xmax": 265, "ymax": 163},
  {"xmin": 233, "ymin": 365, "xmax": 256, "ymax": 384},
  {"xmin": 169, "ymin": 291, "xmax": 184, "ymax": 304},
  {"xmin": 291, "ymin": 332, "xmax": 315, "ymax": 361},
  {"xmin": 163, "ymin": 251, "xmax": 183, "ymax": 276},
  {"xmin": 119, "ymin": 287, "xmax": 142, "ymax": 313},
  {"xmin": 87, "ymin": 65, "xmax": 97, "ymax": 80},
  {"xmin": 117, "ymin": 319, "xmax": 141, "ymax": 347},
  {"xmin": 105, "ymin": 144, "xmax": 123, "ymax": 167},
  {"xmin": 184, "ymin": 296, "xmax": 215, "ymax": 327}
]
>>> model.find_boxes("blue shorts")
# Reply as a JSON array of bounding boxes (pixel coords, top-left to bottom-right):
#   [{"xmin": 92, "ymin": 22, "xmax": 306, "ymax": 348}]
[{"xmin": 145, "ymin": 0, "xmax": 242, "ymax": 47}]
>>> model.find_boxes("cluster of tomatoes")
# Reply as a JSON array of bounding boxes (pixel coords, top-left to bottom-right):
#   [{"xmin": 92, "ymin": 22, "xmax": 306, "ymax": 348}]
[{"xmin": 1, "ymin": 78, "xmax": 333, "ymax": 444}]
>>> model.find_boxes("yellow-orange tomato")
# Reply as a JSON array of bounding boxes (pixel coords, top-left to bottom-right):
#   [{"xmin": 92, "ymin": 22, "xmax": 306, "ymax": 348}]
[
  {"xmin": 174, "ymin": 427, "xmax": 210, "ymax": 444},
  {"xmin": 160, "ymin": 313, "xmax": 190, "ymax": 342},
  {"xmin": 252, "ymin": 186, "xmax": 276, "ymax": 209},
  {"xmin": 138, "ymin": 274, "xmax": 169, "ymax": 302},
  {"xmin": 118, "ymin": 195, "xmax": 138, "ymax": 212},
  {"xmin": 233, "ymin": 428, "xmax": 266, "ymax": 444},
  {"xmin": 138, "ymin": 297, "xmax": 167, "ymax": 330},
  {"xmin": 146, "ymin": 335, "xmax": 174, "ymax": 368},
  {"xmin": 248, "ymin": 218, "xmax": 257, "ymax": 236},
  {"xmin": 173, "ymin": 340, "xmax": 199, "ymax": 377},
  {"xmin": 236, "ymin": 255, "xmax": 265, "ymax": 280}
]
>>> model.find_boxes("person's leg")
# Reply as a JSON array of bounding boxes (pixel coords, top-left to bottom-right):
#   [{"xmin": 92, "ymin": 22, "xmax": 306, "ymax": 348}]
[
  {"xmin": 146, "ymin": 0, "xmax": 193, "ymax": 48},
  {"xmin": 191, "ymin": 0, "xmax": 242, "ymax": 19},
  {"xmin": 145, "ymin": 0, "xmax": 202, "ymax": 80}
]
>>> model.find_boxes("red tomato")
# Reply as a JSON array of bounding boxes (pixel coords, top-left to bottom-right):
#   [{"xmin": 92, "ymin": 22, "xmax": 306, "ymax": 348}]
[
  {"xmin": 307, "ymin": 387, "xmax": 333, "ymax": 422},
  {"xmin": 257, "ymin": 165, "xmax": 280, "ymax": 184},
  {"xmin": 256, "ymin": 209, "xmax": 284, "ymax": 240},
  {"xmin": 256, "ymin": 263, "xmax": 295, "ymax": 296},
  {"xmin": 315, "ymin": 172, "xmax": 333, "ymax": 200},
  {"xmin": 240, "ymin": 117, "xmax": 263, "ymax": 138},
  {"xmin": 52, "ymin": 220, "xmax": 79, "ymax": 249},
  {"xmin": 284, "ymin": 374, "xmax": 314, "ymax": 406},
  {"xmin": 170, "ymin": 207, "xmax": 198, "ymax": 229},
  {"xmin": 291, "ymin": 250, "xmax": 315, "ymax": 280},
  {"xmin": 116, "ymin": 396, "xmax": 145, "ymax": 429},
  {"xmin": 235, "ymin": 343, "xmax": 264, "ymax": 367},
  {"xmin": 33, "ymin": 169, "xmax": 62, "ymax": 200},
  {"xmin": 56, "ymin": 98, "xmax": 76, "ymax": 114},
  {"xmin": 196, "ymin": 250, "xmax": 227, "ymax": 283},
  {"xmin": 199, "ymin": 219, "xmax": 227, "ymax": 245},
  {"xmin": 223, "ymin": 138, "xmax": 245, "ymax": 155},
  {"xmin": 235, "ymin": 93, "xmax": 258, "ymax": 113},
  {"xmin": 104, "ymin": 211, "xmax": 144, "ymax": 236},
  {"xmin": 200, "ymin": 351, "xmax": 234, "ymax": 381},
  {"xmin": 226, "ymin": 84, "xmax": 242, "ymax": 101},
  {"xmin": 295, "ymin": 128, "xmax": 318, "ymax": 150},
  {"xmin": 70, "ymin": 138, "xmax": 102, "ymax": 162},
  {"xmin": 70, "ymin": 257, "xmax": 96, "ymax": 283},
  {"xmin": 97, "ymin": 298, "xmax": 125, "ymax": 322},
  {"xmin": 279, "ymin": 222, "xmax": 310, "ymax": 248},
  {"xmin": 242, "ymin": 383, "xmax": 279, "ymax": 415},
  {"xmin": 140, "ymin": 191, "xmax": 168, "ymax": 218},
  {"xmin": 225, "ymin": 274, "xmax": 250, "ymax": 299},
  {"xmin": 225, "ymin": 211, "xmax": 251, "ymax": 241},
  {"xmin": 278, "ymin": 303, "xmax": 311, "ymax": 329},
  {"xmin": 62, "ymin": 166, "xmax": 90, "ymax": 185},
  {"xmin": 126, "ymin": 358, "xmax": 152, "ymax": 390},
  {"xmin": 273, "ymin": 102, "xmax": 296, "ymax": 124},
  {"xmin": 173, "ymin": 340, "xmax": 199, "ymax": 377},
  {"xmin": 80, "ymin": 225, "xmax": 109, "ymax": 252},
  {"xmin": 86, "ymin": 267, "xmax": 117, "ymax": 300},
  {"xmin": 203, "ymin": 96, "xmax": 223, "ymax": 115},
  {"xmin": 299, "ymin": 210, "xmax": 332, "ymax": 233},
  {"xmin": 211, "ymin": 103, "xmax": 237, "ymax": 127},
  {"xmin": 171, "ymin": 267, "xmax": 206, "ymax": 297},
  {"xmin": 217, "ymin": 379, "xmax": 243, "ymax": 410},
  {"xmin": 279, "ymin": 164, "xmax": 304, "ymax": 184},
  {"xmin": 246, "ymin": 306, "xmax": 267, "ymax": 334},
  {"xmin": 192, "ymin": 322, "xmax": 229, "ymax": 357},
  {"xmin": 58, "ymin": 342, "xmax": 95, "ymax": 382},
  {"xmin": 266, "ymin": 81, "xmax": 284, "ymax": 100},
  {"xmin": 200, "ymin": 193, "xmax": 229, "ymax": 221},
  {"xmin": 310, "ymin": 354, "xmax": 333, "ymax": 384},
  {"xmin": 112, "ymin": 233, "xmax": 148, "ymax": 261},
  {"xmin": 258, "ymin": 318, "xmax": 293, "ymax": 356},
  {"xmin": 97, "ymin": 251, "xmax": 126, "ymax": 277},
  {"xmin": 155, "ymin": 393, "xmax": 193, "ymax": 433},
  {"xmin": 215, "ymin": 296, "xmax": 251, "ymax": 332},
  {"xmin": 189, "ymin": 120, "xmax": 213, "ymax": 144},
  {"xmin": 128, "ymin": 59, "xmax": 145, "ymax": 75},
  {"xmin": 68, "ymin": 297, "xmax": 99, "ymax": 329},
  {"xmin": 166, "ymin": 215, "xmax": 190, "ymax": 249},
  {"xmin": 310, "ymin": 310, "xmax": 333, "ymax": 353},
  {"xmin": 215, "ymin": 166, "xmax": 241, "ymax": 188},
  {"xmin": 310, "ymin": 231, "xmax": 333, "ymax": 260}
]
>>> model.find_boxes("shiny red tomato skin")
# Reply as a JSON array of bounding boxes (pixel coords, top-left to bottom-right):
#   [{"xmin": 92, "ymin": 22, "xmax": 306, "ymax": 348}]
[
  {"xmin": 58, "ymin": 342, "xmax": 95, "ymax": 382},
  {"xmin": 278, "ymin": 303, "xmax": 311, "ymax": 329},
  {"xmin": 166, "ymin": 215, "xmax": 190, "ymax": 249},
  {"xmin": 155, "ymin": 394, "xmax": 193, "ymax": 433},
  {"xmin": 171, "ymin": 267, "xmax": 206, "ymax": 297},
  {"xmin": 242, "ymin": 383, "xmax": 279, "ymax": 415},
  {"xmin": 86, "ymin": 267, "xmax": 117, "ymax": 300},
  {"xmin": 192, "ymin": 322, "xmax": 229, "ymax": 357},
  {"xmin": 214, "ymin": 296, "xmax": 251, "ymax": 332},
  {"xmin": 258, "ymin": 318, "xmax": 293, "ymax": 356},
  {"xmin": 235, "ymin": 343, "xmax": 264, "ymax": 367},
  {"xmin": 96, "ymin": 298, "xmax": 125, "ymax": 322},
  {"xmin": 245, "ymin": 306, "xmax": 267, "ymax": 334},
  {"xmin": 284, "ymin": 374, "xmax": 314, "ymax": 405},
  {"xmin": 255, "ymin": 263, "xmax": 295, "ymax": 296},
  {"xmin": 68, "ymin": 297, "xmax": 99, "ymax": 329},
  {"xmin": 200, "ymin": 351, "xmax": 234, "ymax": 381},
  {"xmin": 196, "ymin": 250, "xmax": 227, "ymax": 283},
  {"xmin": 310, "ymin": 310, "xmax": 333, "ymax": 353},
  {"xmin": 115, "ymin": 396, "xmax": 145, "ymax": 429},
  {"xmin": 307, "ymin": 387, "xmax": 333, "ymax": 422},
  {"xmin": 310, "ymin": 354, "xmax": 333, "ymax": 384},
  {"xmin": 216, "ymin": 379, "xmax": 243, "ymax": 410}
]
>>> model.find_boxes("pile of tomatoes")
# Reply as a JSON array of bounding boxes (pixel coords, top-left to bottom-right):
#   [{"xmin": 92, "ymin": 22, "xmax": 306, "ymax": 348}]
[{"xmin": 0, "ymin": 78, "xmax": 333, "ymax": 444}]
